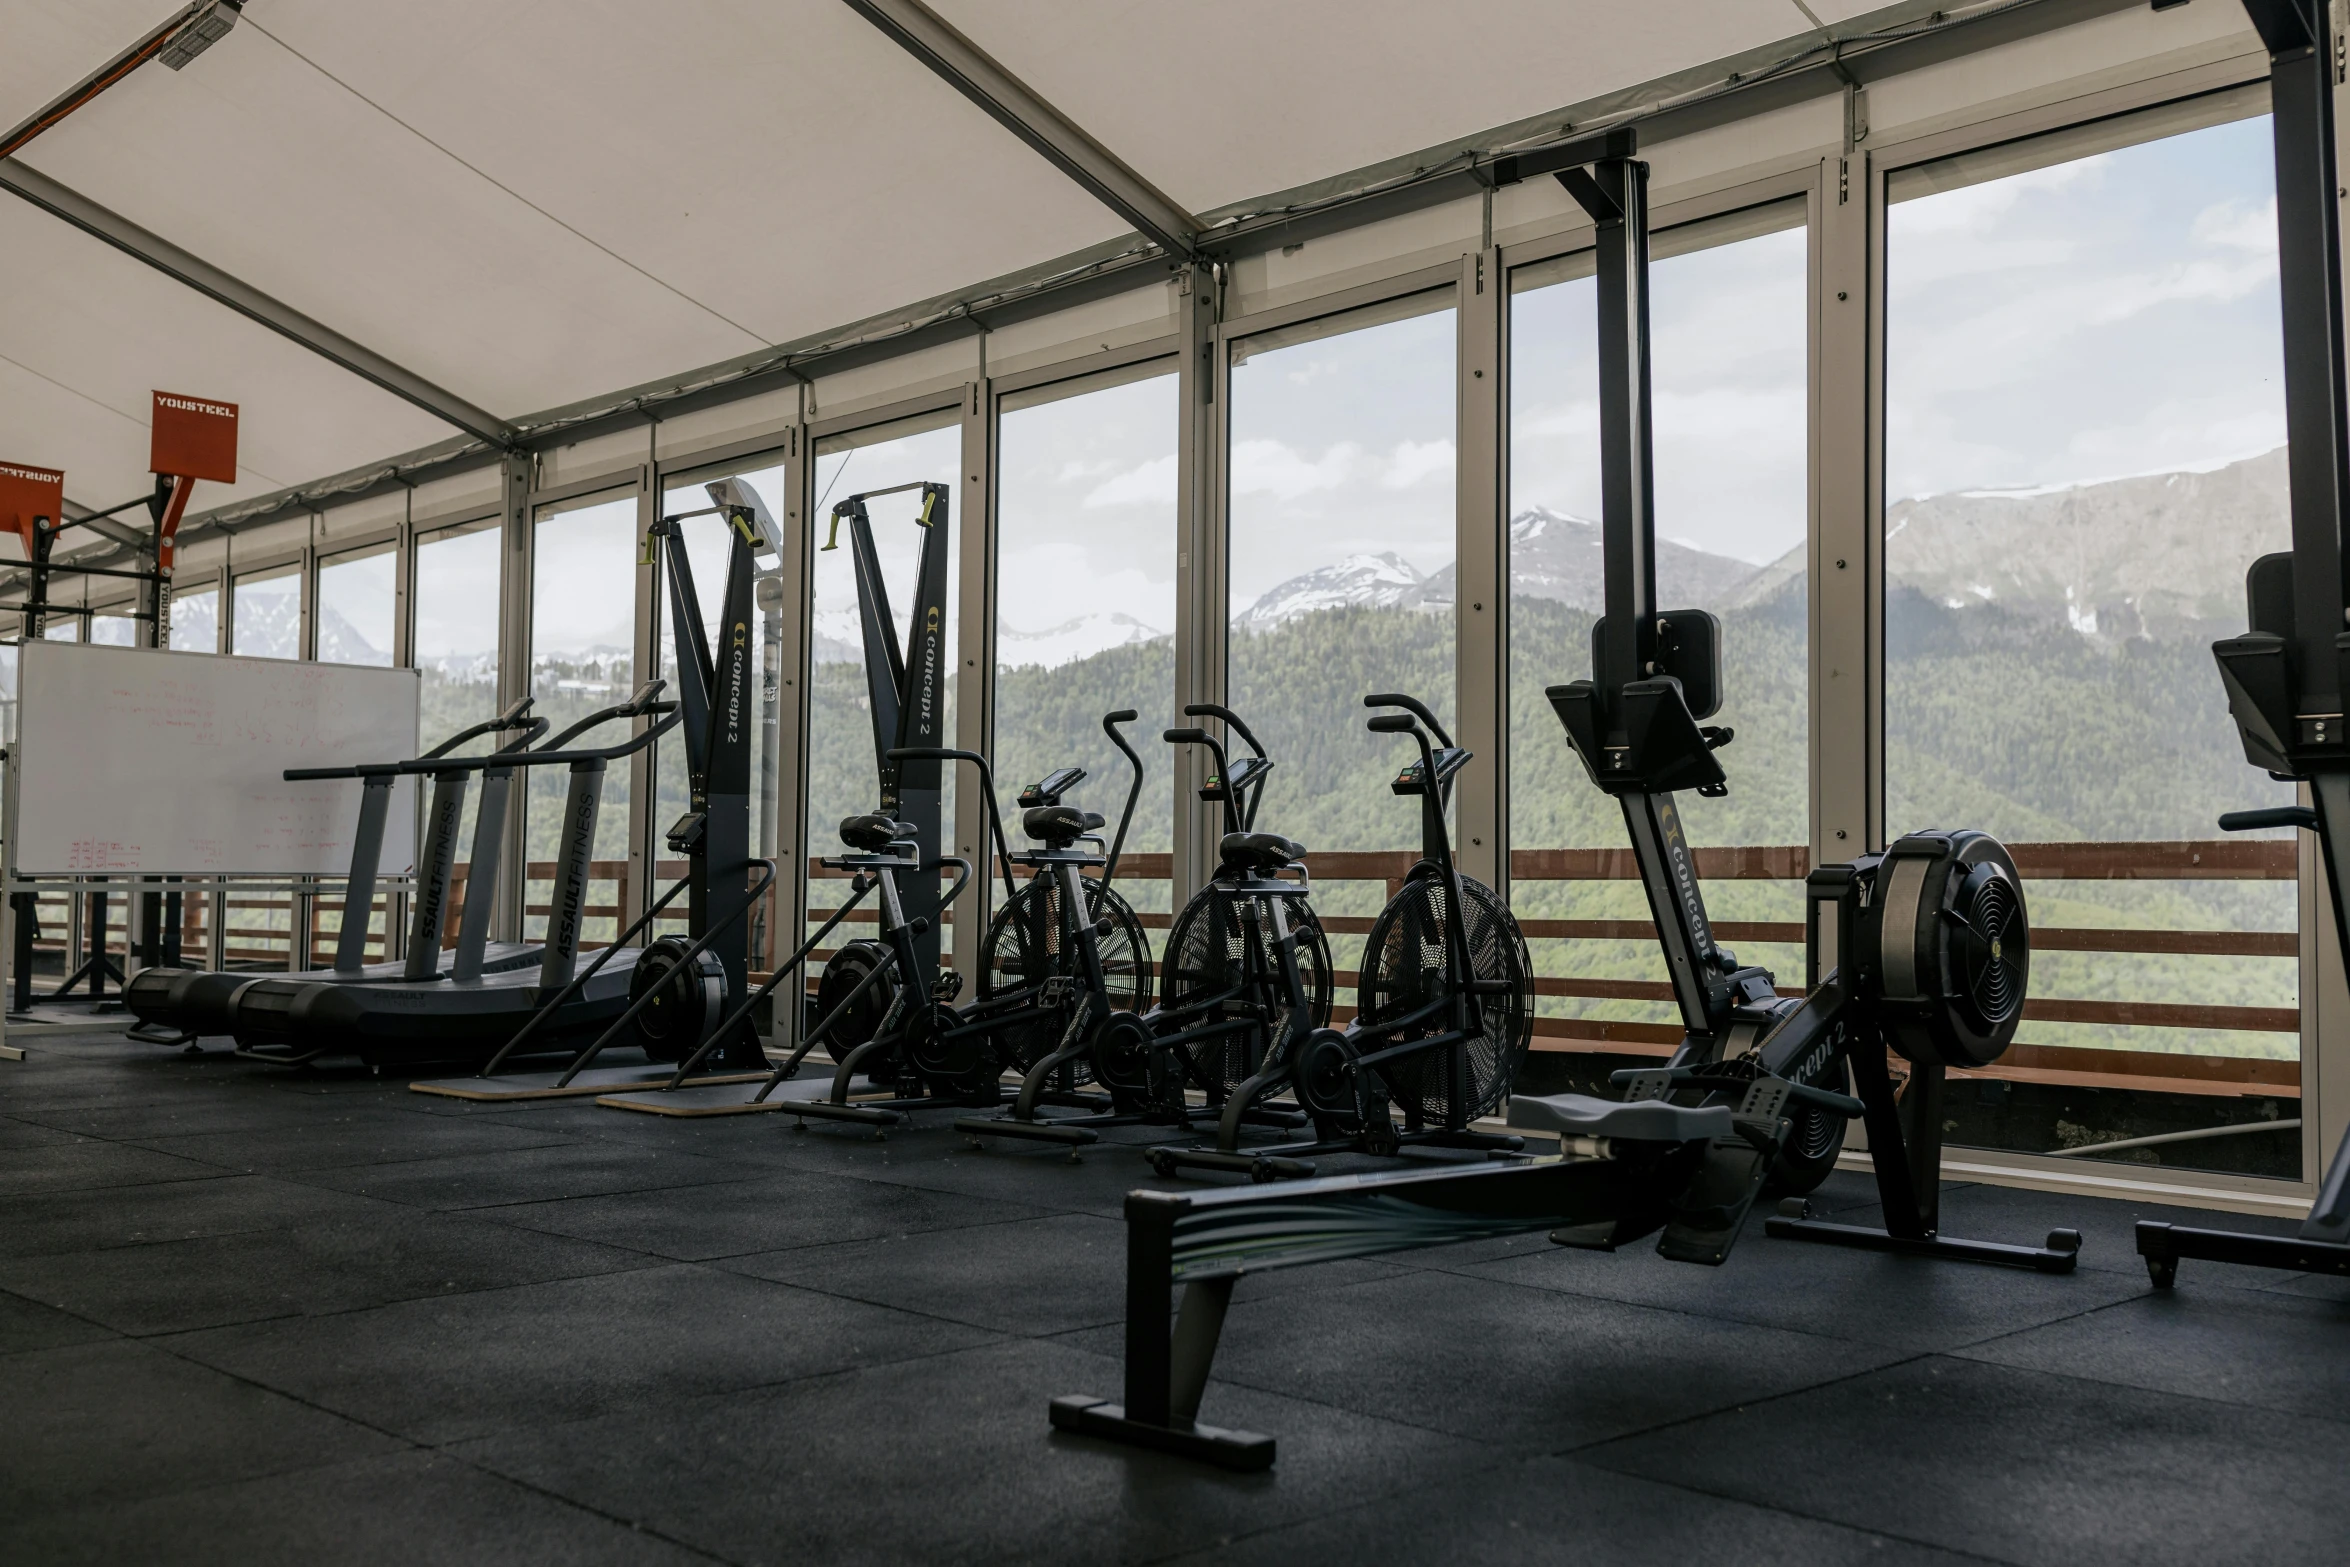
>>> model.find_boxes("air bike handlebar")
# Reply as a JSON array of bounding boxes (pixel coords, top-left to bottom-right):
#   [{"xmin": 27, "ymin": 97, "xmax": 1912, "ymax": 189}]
[
  {"xmin": 887, "ymin": 747, "xmax": 1017, "ymax": 896},
  {"xmin": 1101, "ymin": 710, "xmax": 1144, "ymax": 885},
  {"xmin": 1366, "ymin": 692, "xmax": 1454, "ymax": 749},
  {"xmin": 2219, "ymin": 806, "xmax": 2320, "ymax": 833},
  {"xmin": 1182, "ymin": 702, "xmax": 1266, "ymax": 760}
]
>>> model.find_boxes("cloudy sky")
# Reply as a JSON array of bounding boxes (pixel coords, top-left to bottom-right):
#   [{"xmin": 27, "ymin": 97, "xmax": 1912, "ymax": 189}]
[{"xmin": 1886, "ymin": 114, "xmax": 2283, "ymax": 502}]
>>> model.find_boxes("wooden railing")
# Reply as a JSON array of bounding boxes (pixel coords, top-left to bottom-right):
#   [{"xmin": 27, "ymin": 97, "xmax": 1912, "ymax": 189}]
[{"xmin": 801, "ymin": 838, "xmax": 2300, "ymax": 1100}]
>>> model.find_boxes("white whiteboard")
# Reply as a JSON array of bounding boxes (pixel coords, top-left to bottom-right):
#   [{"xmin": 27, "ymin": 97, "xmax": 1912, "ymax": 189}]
[{"xmin": 12, "ymin": 641, "xmax": 420, "ymax": 876}]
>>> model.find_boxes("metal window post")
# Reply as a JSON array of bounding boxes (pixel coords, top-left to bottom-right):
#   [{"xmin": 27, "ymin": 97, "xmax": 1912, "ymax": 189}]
[
  {"xmin": 629, "ymin": 460, "xmax": 660, "ymax": 942},
  {"xmin": 955, "ymin": 377, "xmax": 995, "ymax": 981},
  {"xmin": 1456, "ymin": 247, "xmax": 1506, "ymax": 894},
  {"xmin": 1172, "ymin": 263, "xmax": 1225, "ymax": 908},
  {"xmin": 1813, "ymin": 153, "xmax": 1877, "ymax": 870},
  {"xmin": 494, "ymin": 452, "xmax": 533, "ymax": 944}
]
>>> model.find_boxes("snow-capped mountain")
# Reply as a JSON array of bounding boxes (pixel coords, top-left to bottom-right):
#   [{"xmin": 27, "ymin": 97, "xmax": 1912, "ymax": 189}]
[
  {"xmin": 998, "ymin": 610, "xmax": 1166, "ymax": 669},
  {"xmin": 1229, "ymin": 515, "xmax": 1772, "ymax": 633},
  {"xmin": 1504, "ymin": 506, "xmax": 1767, "ymax": 611},
  {"xmin": 1232, "ymin": 552, "xmax": 1448, "ymax": 633}
]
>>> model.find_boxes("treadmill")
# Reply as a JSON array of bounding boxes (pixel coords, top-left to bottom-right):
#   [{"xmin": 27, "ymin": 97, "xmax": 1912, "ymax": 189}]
[
  {"xmin": 226, "ymin": 684, "xmax": 679, "ymax": 1064},
  {"xmin": 122, "ymin": 697, "xmax": 551, "ymax": 1047},
  {"xmin": 220, "ymin": 476, "xmax": 780, "ymax": 1071}
]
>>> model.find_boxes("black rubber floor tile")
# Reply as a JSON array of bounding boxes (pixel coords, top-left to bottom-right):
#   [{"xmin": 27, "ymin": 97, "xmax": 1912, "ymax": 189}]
[
  {"xmin": 1957, "ymin": 1284, "xmax": 2350, "ymax": 1423},
  {"xmin": 287, "ymin": 1139, "xmax": 753, "ymax": 1210},
  {"xmin": 1158, "ymin": 1265, "xmax": 1909, "ymax": 1447},
  {"xmin": 0, "ymin": 1207, "xmax": 652, "ymax": 1336},
  {"xmin": 167, "ymin": 1261, "xmax": 1000, "ymax": 1444},
  {"xmin": 454, "ymin": 1336, "xmax": 1487, "ymax": 1567},
  {"xmin": 0, "ymin": 1115, "xmax": 88, "ymax": 1149},
  {"xmin": 495, "ymin": 1168, "xmax": 1050, "ymax": 1260},
  {"xmin": 131, "ymin": 1108, "xmax": 579, "ymax": 1173},
  {"xmin": 725, "ymin": 1120, "xmax": 1200, "ymax": 1217},
  {"xmin": 0, "ymin": 1338, "xmax": 404, "ymax": 1521},
  {"xmin": 723, "ymin": 1212, "xmax": 1131, "ymax": 1334},
  {"xmin": 0, "ymin": 1172, "xmax": 394, "ymax": 1258},
  {"xmin": 11, "ymin": 1090, "xmax": 347, "ymax": 1141},
  {"xmin": 0, "ymin": 1138, "xmax": 223, "ymax": 1195},
  {"xmin": 0, "ymin": 1289, "xmax": 118, "ymax": 1355},
  {"xmin": 1584, "ymin": 1354, "xmax": 2350, "ymax": 1567},
  {"xmin": 0, "ymin": 1449, "xmax": 710, "ymax": 1567},
  {"xmin": 1452, "ymin": 1216, "xmax": 2146, "ymax": 1352},
  {"xmin": 1163, "ymin": 1451, "xmax": 1984, "ymax": 1567}
]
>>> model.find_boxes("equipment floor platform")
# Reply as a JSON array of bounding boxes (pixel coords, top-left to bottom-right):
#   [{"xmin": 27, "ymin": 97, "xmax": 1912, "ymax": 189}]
[{"xmin": 2, "ymin": 1030, "xmax": 2344, "ymax": 1566}]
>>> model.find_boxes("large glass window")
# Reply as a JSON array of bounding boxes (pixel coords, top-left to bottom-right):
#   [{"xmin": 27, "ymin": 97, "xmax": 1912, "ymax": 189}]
[
  {"xmin": 807, "ymin": 419, "xmax": 961, "ymax": 969},
  {"xmin": 232, "ymin": 568, "xmax": 299, "ymax": 659},
  {"xmin": 995, "ymin": 366, "xmax": 1179, "ymax": 924},
  {"xmin": 655, "ymin": 462, "xmax": 785, "ymax": 966},
  {"xmin": 415, "ymin": 521, "xmax": 504, "ymax": 944},
  {"xmin": 316, "ymin": 546, "xmax": 395, "ymax": 667},
  {"xmin": 1507, "ymin": 209, "xmax": 1810, "ymax": 1075},
  {"xmin": 527, "ymin": 492, "xmax": 639, "ymax": 947},
  {"xmin": 170, "ymin": 587, "xmax": 218, "ymax": 653},
  {"xmin": 1227, "ymin": 295, "xmax": 1457, "ymax": 968},
  {"xmin": 1885, "ymin": 111, "xmax": 2298, "ymax": 1174}
]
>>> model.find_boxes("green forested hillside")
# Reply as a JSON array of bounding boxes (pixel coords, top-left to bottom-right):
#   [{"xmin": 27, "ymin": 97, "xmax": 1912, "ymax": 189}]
[{"xmin": 926, "ymin": 585, "xmax": 2293, "ymax": 1060}]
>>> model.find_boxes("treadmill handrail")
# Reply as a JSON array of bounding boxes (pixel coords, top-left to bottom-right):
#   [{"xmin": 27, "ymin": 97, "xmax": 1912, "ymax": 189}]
[
  {"xmin": 417, "ymin": 696, "xmax": 543, "ymax": 762},
  {"xmin": 285, "ymin": 700, "xmax": 679, "ymax": 782}
]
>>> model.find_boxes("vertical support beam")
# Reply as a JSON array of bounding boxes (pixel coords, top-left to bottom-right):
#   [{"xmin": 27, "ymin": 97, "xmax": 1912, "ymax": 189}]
[
  {"xmin": 1812, "ymin": 155, "xmax": 1877, "ymax": 862},
  {"xmin": 954, "ymin": 377, "xmax": 994, "ymax": 980},
  {"xmin": 1456, "ymin": 247, "xmax": 1506, "ymax": 893},
  {"xmin": 628, "ymin": 459, "xmax": 661, "ymax": 943},
  {"xmin": 495, "ymin": 452, "xmax": 534, "ymax": 944},
  {"xmin": 388, "ymin": 494, "xmax": 415, "ymax": 963},
  {"xmin": 1172, "ymin": 264, "xmax": 1225, "ymax": 907},
  {"xmin": 768, "ymin": 410, "xmax": 813, "ymax": 1052},
  {"xmin": 391, "ymin": 492, "xmax": 415, "ymax": 670}
]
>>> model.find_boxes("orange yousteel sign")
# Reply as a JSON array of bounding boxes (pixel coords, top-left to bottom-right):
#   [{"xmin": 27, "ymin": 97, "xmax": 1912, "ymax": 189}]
[
  {"xmin": 0, "ymin": 459, "xmax": 65, "ymax": 557},
  {"xmin": 150, "ymin": 390, "xmax": 239, "ymax": 482}
]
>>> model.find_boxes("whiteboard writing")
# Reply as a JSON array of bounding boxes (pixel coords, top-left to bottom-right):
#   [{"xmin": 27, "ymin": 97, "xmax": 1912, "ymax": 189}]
[{"xmin": 13, "ymin": 642, "xmax": 420, "ymax": 877}]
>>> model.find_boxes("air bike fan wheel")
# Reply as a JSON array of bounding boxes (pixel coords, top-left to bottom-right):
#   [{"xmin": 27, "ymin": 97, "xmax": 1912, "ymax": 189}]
[
  {"xmin": 1863, "ymin": 829, "xmax": 2031, "ymax": 1070},
  {"xmin": 1343, "ymin": 868, "xmax": 1533, "ymax": 1126},
  {"xmin": 978, "ymin": 877, "xmax": 1154, "ymax": 1075},
  {"xmin": 1161, "ymin": 891, "xmax": 1333, "ymax": 1100}
]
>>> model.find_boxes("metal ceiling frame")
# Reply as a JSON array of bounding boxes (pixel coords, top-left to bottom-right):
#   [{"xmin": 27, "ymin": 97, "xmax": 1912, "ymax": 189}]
[
  {"xmin": 21, "ymin": 0, "xmax": 2135, "ymax": 556},
  {"xmin": 0, "ymin": 157, "xmax": 513, "ymax": 447},
  {"xmin": 842, "ymin": 0, "xmax": 1204, "ymax": 260}
]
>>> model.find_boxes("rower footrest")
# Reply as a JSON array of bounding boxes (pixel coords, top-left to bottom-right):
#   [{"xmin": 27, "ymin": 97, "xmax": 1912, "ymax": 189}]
[{"xmin": 1048, "ymin": 1396, "xmax": 1273, "ymax": 1472}]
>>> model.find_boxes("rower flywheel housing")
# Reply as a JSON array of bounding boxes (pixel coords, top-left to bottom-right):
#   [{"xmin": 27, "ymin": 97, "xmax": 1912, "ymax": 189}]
[{"xmin": 1863, "ymin": 828, "xmax": 2030, "ymax": 1069}]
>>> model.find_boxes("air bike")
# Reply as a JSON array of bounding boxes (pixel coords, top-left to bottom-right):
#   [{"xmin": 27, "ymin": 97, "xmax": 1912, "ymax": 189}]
[
  {"xmin": 122, "ymin": 695, "xmax": 550, "ymax": 1053},
  {"xmin": 2137, "ymin": 0, "xmax": 2350, "ymax": 1288},
  {"xmin": 1051, "ymin": 126, "xmax": 2078, "ymax": 1473},
  {"xmin": 961, "ymin": 704, "xmax": 1337, "ymax": 1160},
  {"xmin": 595, "ymin": 480, "xmax": 961, "ymax": 1119}
]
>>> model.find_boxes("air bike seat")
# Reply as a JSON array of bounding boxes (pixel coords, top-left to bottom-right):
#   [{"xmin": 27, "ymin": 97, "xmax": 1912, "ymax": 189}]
[
  {"xmin": 1022, "ymin": 804, "xmax": 1104, "ymax": 848},
  {"xmin": 1506, "ymin": 1093, "xmax": 1733, "ymax": 1145},
  {"xmin": 838, "ymin": 814, "xmax": 916, "ymax": 854},
  {"xmin": 1218, "ymin": 831, "xmax": 1306, "ymax": 873}
]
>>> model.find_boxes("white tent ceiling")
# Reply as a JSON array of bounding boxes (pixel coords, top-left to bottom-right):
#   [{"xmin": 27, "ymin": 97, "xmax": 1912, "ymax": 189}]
[{"xmin": 1, "ymin": 0, "xmax": 1886, "ymax": 514}]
